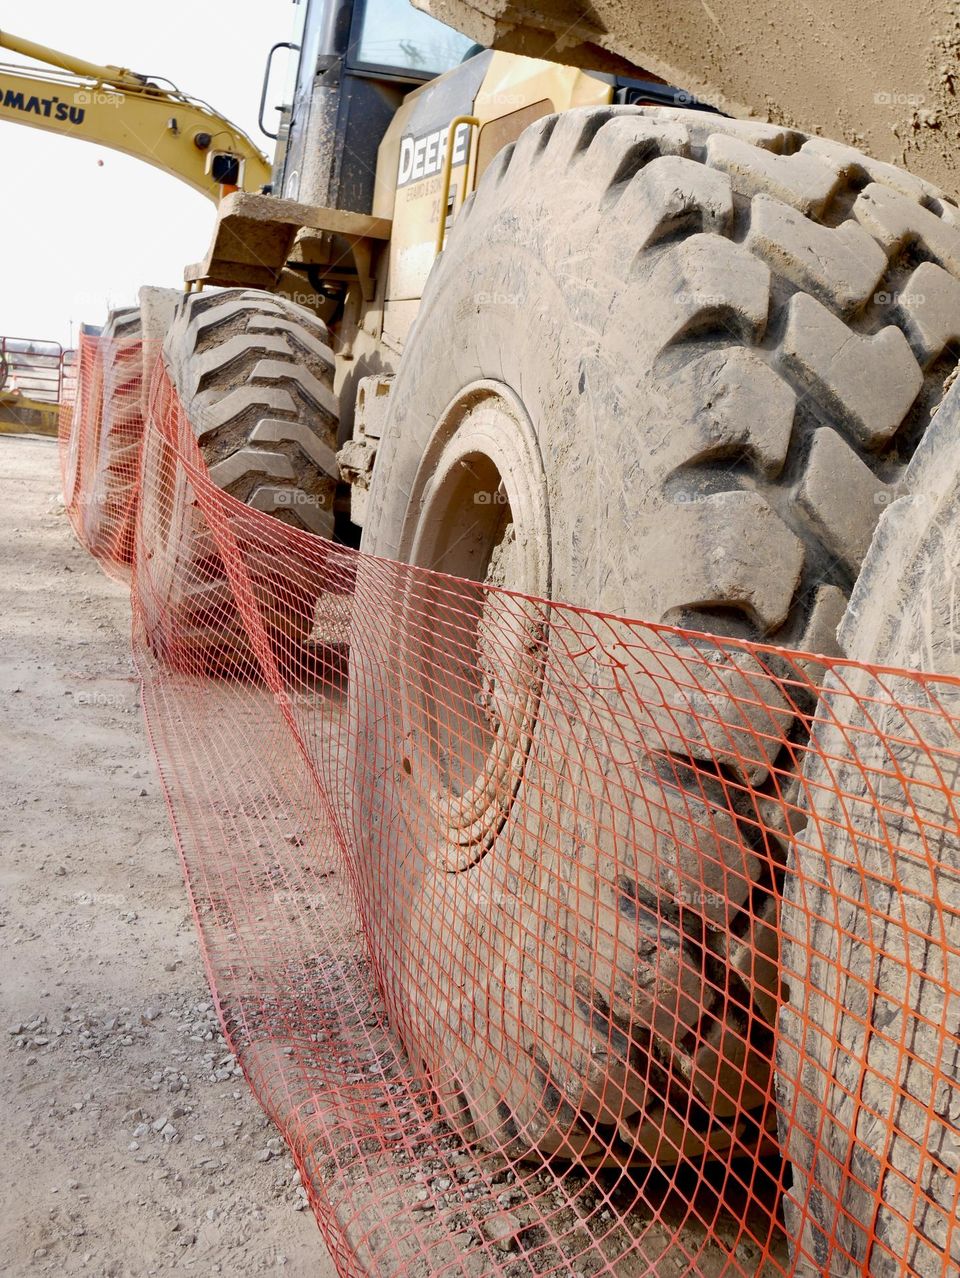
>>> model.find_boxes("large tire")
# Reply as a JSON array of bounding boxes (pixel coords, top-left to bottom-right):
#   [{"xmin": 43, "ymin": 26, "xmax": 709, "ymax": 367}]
[
  {"xmin": 81, "ymin": 306, "xmax": 143, "ymax": 562},
  {"xmin": 778, "ymin": 378, "xmax": 960, "ymax": 1275},
  {"xmin": 350, "ymin": 106, "xmax": 960, "ymax": 1166},
  {"xmin": 139, "ymin": 289, "xmax": 340, "ymax": 674}
]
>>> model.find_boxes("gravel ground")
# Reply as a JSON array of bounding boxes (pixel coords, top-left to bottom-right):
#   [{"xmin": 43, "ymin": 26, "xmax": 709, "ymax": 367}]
[{"xmin": 0, "ymin": 436, "xmax": 338, "ymax": 1276}]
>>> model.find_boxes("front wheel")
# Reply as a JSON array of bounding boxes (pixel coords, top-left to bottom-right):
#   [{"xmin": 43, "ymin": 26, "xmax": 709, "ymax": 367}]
[{"xmin": 348, "ymin": 105, "xmax": 960, "ymax": 1166}]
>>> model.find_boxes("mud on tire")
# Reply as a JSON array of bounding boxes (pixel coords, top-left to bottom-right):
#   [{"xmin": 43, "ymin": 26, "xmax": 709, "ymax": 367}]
[{"xmin": 350, "ymin": 106, "xmax": 960, "ymax": 1165}]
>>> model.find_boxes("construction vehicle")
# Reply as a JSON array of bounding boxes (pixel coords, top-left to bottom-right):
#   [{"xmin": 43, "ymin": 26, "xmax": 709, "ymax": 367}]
[
  {"xmin": 0, "ymin": 32, "xmax": 271, "ymax": 485},
  {"xmin": 0, "ymin": 30, "xmax": 271, "ymax": 199},
  {"xmin": 22, "ymin": 0, "xmax": 960, "ymax": 1261}
]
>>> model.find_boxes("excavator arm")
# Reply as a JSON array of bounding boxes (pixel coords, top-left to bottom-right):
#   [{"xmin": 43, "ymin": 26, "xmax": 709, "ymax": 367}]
[{"xmin": 0, "ymin": 30, "xmax": 271, "ymax": 200}]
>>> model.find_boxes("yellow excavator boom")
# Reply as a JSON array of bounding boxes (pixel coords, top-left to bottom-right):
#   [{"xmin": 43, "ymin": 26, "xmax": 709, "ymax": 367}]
[{"xmin": 0, "ymin": 30, "xmax": 271, "ymax": 200}]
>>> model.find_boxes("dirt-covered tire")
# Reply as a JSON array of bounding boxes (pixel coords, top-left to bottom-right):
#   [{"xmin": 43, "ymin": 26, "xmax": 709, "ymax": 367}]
[
  {"xmin": 350, "ymin": 106, "xmax": 960, "ymax": 1166},
  {"xmin": 139, "ymin": 288, "xmax": 340, "ymax": 673},
  {"xmin": 81, "ymin": 307, "xmax": 143, "ymax": 562},
  {"xmin": 778, "ymin": 377, "xmax": 960, "ymax": 1274}
]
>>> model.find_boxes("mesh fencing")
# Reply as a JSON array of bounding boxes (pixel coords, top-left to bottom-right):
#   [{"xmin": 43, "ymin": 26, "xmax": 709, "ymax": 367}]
[
  {"xmin": 60, "ymin": 332, "xmax": 960, "ymax": 1276},
  {"xmin": 61, "ymin": 325, "xmax": 143, "ymax": 574}
]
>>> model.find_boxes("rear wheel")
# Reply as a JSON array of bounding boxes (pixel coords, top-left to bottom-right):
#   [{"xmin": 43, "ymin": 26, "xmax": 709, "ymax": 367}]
[
  {"xmin": 351, "ymin": 106, "xmax": 960, "ymax": 1164},
  {"xmin": 139, "ymin": 289, "xmax": 340, "ymax": 673}
]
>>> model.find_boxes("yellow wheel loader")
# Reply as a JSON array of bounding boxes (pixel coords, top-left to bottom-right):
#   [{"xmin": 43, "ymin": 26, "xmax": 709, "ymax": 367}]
[{"xmin": 25, "ymin": 1, "xmax": 960, "ymax": 1263}]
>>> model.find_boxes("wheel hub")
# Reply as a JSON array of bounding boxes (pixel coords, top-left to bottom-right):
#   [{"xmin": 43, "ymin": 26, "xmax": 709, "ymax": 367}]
[{"xmin": 398, "ymin": 381, "xmax": 550, "ymax": 870}]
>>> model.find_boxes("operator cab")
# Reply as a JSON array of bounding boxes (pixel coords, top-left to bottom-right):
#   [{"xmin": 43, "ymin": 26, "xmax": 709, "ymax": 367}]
[
  {"xmin": 270, "ymin": 0, "xmax": 477, "ymax": 212},
  {"xmin": 266, "ymin": 0, "xmax": 720, "ymax": 217}
]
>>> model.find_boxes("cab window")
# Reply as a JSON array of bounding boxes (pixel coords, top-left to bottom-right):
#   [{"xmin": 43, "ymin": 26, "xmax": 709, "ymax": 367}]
[{"xmin": 349, "ymin": 0, "xmax": 477, "ymax": 77}]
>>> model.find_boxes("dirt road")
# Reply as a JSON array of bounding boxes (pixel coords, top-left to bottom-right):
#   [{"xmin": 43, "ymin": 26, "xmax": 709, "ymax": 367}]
[{"xmin": 0, "ymin": 436, "xmax": 337, "ymax": 1276}]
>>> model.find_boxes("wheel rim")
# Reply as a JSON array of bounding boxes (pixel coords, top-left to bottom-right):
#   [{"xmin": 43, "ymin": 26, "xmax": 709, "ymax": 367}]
[{"xmin": 398, "ymin": 381, "xmax": 551, "ymax": 871}]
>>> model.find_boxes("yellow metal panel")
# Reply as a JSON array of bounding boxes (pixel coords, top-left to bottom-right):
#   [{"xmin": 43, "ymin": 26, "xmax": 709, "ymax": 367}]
[
  {"xmin": 378, "ymin": 50, "xmax": 612, "ymax": 320},
  {"xmin": 475, "ymin": 50, "xmax": 612, "ymax": 118},
  {"xmin": 0, "ymin": 391, "xmax": 59, "ymax": 436}
]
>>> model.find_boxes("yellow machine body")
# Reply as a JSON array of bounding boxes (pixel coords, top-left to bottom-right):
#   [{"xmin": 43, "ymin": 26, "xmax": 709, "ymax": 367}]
[
  {"xmin": 372, "ymin": 52, "xmax": 613, "ymax": 348},
  {"xmin": 0, "ymin": 390, "xmax": 59, "ymax": 436},
  {"xmin": 185, "ymin": 48, "xmax": 625, "ymax": 357}
]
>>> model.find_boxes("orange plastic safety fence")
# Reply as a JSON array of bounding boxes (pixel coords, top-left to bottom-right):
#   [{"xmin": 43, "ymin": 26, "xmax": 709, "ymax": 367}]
[{"xmin": 60, "ymin": 333, "xmax": 960, "ymax": 1276}]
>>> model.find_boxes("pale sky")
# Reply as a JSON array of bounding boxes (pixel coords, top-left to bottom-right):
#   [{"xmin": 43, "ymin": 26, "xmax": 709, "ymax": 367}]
[{"xmin": 0, "ymin": 0, "xmax": 298, "ymax": 346}]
